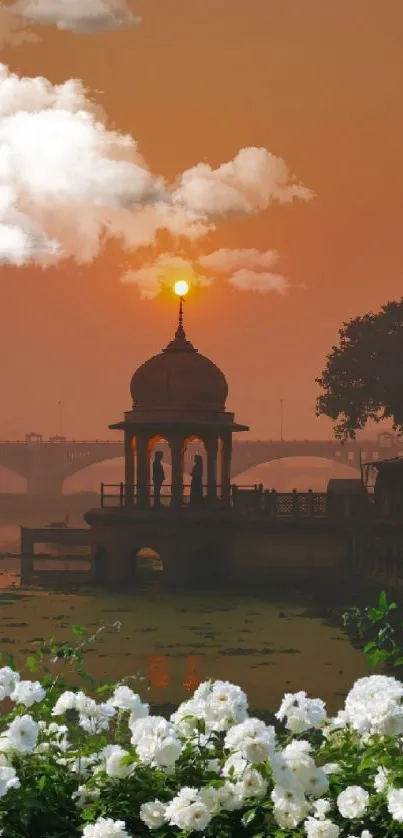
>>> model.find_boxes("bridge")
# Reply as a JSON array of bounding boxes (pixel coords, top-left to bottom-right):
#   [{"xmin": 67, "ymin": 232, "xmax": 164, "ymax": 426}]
[{"xmin": 0, "ymin": 433, "xmax": 401, "ymax": 495}]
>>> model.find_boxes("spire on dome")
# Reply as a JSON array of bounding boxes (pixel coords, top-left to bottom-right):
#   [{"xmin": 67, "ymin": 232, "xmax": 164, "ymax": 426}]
[
  {"xmin": 163, "ymin": 289, "xmax": 196, "ymax": 353},
  {"xmin": 176, "ymin": 295, "xmax": 186, "ymax": 340}
]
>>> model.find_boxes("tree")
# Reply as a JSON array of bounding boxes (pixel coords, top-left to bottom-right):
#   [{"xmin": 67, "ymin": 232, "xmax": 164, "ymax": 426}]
[{"xmin": 316, "ymin": 298, "xmax": 403, "ymax": 441}]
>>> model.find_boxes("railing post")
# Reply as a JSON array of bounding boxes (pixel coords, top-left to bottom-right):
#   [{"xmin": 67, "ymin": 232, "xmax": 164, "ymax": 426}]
[
  {"xmin": 119, "ymin": 482, "xmax": 124, "ymax": 507},
  {"xmin": 101, "ymin": 483, "xmax": 104, "ymax": 507}
]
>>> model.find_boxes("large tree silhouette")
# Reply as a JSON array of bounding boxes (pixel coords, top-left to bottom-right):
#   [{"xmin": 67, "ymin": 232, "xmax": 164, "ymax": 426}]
[{"xmin": 316, "ymin": 299, "xmax": 403, "ymax": 441}]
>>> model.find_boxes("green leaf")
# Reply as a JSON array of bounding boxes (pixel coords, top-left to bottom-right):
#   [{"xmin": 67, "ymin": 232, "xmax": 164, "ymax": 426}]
[
  {"xmin": 25, "ymin": 655, "xmax": 38, "ymax": 673},
  {"xmin": 72, "ymin": 625, "xmax": 86, "ymax": 635},
  {"xmin": 379, "ymin": 590, "xmax": 387, "ymax": 609}
]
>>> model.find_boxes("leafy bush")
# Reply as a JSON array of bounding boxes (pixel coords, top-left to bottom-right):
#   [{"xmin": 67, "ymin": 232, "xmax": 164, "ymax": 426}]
[
  {"xmin": 342, "ymin": 590, "xmax": 403, "ymax": 669},
  {"xmin": 1, "ymin": 623, "xmax": 403, "ymax": 836}
]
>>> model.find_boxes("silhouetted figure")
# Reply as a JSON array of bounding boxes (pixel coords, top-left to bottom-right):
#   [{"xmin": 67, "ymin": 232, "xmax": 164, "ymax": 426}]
[
  {"xmin": 152, "ymin": 451, "xmax": 165, "ymax": 507},
  {"xmin": 190, "ymin": 454, "xmax": 203, "ymax": 506}
]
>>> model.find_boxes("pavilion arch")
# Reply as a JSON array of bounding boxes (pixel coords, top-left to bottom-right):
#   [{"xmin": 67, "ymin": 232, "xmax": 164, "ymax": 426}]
[
  {"xmin": 233, "ymin": 455, "xmax": 361, "ymax": 491},
  {"xmin": 147, "ymin": 435, "xmax": 172, "ymax": 506},
  {"xmin": 62, "ymin": 451, "xmax": 194, "ymax": 495}
]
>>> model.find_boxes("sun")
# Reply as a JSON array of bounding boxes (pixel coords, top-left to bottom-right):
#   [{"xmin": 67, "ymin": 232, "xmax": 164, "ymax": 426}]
[{"xmin": 174, "ymin": 280, "xmax": 189, "ymax": 297}]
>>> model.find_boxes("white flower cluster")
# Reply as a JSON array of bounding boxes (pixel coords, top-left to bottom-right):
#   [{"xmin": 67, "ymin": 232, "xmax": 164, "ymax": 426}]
[
  {"xmin": 277, "ymin": 689, "xmax": 327, "ymax": 733},
  {"xmin": 330, "ymin": 674, "xmax": 403, "ymax": 737},
  {"xmin": 171, "ymin": 678, "xmax": 249, "ymax": 734},
  {"xmin": 2, "ymin": 668, "xmax": 403, "ymax": 837}
]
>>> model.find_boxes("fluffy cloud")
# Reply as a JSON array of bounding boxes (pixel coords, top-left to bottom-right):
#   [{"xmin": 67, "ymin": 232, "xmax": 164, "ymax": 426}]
[
  {"xmin": 7, "ymin": 0, "xmax": 141, "ymax": 34},
  {"xmin": 228, "ymin": 269, "xmax": 288, "ymax": 294},
  {"xmin": 199, "ymin": 249, "xmax": 289, "ymax": 294},
  {"xmin": 0, "ymin": 64, "xmax": 313, "ymax": 267},
  {"xmin": 123, "ymin": 249, "xmax": 290, "ymax": 298},
  {"xmin": 173, "ymin": 148, "xmax": 314, "ymax": 217},
  {"xmin": 199, "ymin": 248, "xmax": 280, "ymax": 273}
]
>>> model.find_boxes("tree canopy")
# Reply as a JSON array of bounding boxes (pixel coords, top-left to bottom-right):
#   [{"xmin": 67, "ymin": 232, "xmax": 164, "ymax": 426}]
[{"xmin": 316, "ymin": 298, "xmax": 403, "ymax": 440}]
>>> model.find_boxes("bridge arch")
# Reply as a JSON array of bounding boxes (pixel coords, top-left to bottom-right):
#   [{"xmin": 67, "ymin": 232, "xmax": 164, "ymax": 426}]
[
  {"xmin": 0, "ymin": 465, "xmax": 27, "ymax": 493},
  {"xmin": 233, "ymin": 455, "xmax": 361, "ymax": 492}
]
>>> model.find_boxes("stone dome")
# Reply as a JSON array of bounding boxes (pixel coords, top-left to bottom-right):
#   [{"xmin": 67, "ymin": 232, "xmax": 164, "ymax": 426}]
[{"xmin": 130, "ymin": 324, "xmax": 228, "ymax": 413}]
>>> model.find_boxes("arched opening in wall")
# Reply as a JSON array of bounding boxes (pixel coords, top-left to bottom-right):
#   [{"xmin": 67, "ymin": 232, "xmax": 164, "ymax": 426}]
[
  {"xmin": 63, "ymin": 457, "xmax": 125, "ymax": 494},
  {"xmin": 147, "ymin": 437, "xmax": 172, "ymax": 507},
  {"xmin": 183, "ymin": 437, "xmax": 207, "ymax": 505},
  {"xmin": 234, "ymin": 456, "xmax": 361, "ymax": 493},
  {"xmin": 134, "ymin": 547, "xmax": 163, "ymax": 581}
]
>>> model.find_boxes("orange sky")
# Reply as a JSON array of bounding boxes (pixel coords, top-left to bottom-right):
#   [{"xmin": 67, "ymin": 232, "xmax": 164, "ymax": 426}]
[{"xmin": 0, "ymin": 0, "xmax": 402, "ymax": 441}]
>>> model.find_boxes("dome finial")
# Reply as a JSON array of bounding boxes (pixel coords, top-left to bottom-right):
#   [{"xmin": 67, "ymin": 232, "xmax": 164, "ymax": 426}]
[
  {"xmin": 176, "ymin": 295, "xmax": 185, "ymax": 339},
  {"xmin": 173, "ymin": 280, "xmax": 189, "ymax": 341}
]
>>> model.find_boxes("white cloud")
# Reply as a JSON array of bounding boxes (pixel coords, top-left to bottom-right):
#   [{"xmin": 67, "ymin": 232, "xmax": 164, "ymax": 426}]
[
  {"xmin": 0, "ymin": 65, "xmax": 313, "ymax": 267},
  {"xmin": 173, "ymin": 147, "xmax": 314, "ymax": 217},
  {"xmin": 8, "ymin": 0, "xmax": 141, "ymax": 34},
  {"xmin": 122, "ymin": 249, "xmax": 290, "ymax": 298},
  {"xmin": 229, "ymin": 269, "xmax": 289, "ymax": 294},
  {"xmin": 199, "ymin": 248, "xmax": 280, "ymax": 273}
]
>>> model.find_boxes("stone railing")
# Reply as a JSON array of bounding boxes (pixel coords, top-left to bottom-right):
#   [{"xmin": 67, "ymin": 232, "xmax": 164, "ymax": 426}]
[{"xmin": 100, "ymin": 484, "xmax": 349, "ymax": 518}]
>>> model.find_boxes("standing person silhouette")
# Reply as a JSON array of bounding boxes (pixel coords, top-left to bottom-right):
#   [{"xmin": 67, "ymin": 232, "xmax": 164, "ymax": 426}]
[
  {"xmin": 152, "ymin": 451, "xmax": 165, "ymax": 507},
  {"xmin": 190, "ymin": 454, "xmax": 204, "ymax": 506}
]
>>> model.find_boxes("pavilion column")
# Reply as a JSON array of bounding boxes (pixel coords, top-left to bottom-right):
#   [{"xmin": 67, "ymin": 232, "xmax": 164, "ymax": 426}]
[
  {"xmin": 136, "ymin": 436, "xmax": 150, "ymax": 508},
  {"xmin": 169, "ymin": 437, "xmax": 184, "ymax": 508},
  {"xmin": 124, "ymin": 430, "xmax": 135, "ymax": 507},
  {"xmin": 220, "ymin": 435, "xmax": 232, "ymax": 505},
  {"xmin": 206, "ymin": 437, "xmax": 218, "ymax": 503}
]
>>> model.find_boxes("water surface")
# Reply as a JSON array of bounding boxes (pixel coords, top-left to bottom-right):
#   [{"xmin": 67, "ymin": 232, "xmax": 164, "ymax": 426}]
[{"xmin": 0, "ymin": 561, "xmax": 368, "ymax": 715}]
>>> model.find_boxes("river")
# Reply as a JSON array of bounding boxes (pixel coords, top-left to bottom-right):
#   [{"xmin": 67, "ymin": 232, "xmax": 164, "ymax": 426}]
[{"xmin": 0, "ymin": 524, "xmax": 369, "ymax": 716}]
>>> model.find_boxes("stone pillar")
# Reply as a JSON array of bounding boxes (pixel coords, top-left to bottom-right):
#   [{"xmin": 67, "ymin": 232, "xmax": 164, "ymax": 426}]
[
  {"xmin": 220, "ymin": 435, "xmax": 232, "ymax": 504},
  {"xmin": 124, "ymin": 431, "xmax": 135, "ymax": 507},
  {"xmin": 206, "ymin": 437, "xmax": 218, "ymax": 503},
  {"xmin": 136, "ymin": 436, "xmax": 150, "ymax": 508},
  {"xmin": 169, "ymin": 437, "xmax": 184, "ymax": 508}
]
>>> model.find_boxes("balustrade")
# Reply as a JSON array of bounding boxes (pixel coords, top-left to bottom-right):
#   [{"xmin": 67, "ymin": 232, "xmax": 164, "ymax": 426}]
[{"xmin": 99, "ymin": 483, "xmax": 335, "ymax": 518}]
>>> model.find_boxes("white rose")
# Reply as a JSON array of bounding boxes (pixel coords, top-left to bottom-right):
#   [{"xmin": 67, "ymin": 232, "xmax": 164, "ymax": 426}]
[
  {"xmin": 304, "ymin": 816, "xmax": 340, "ymax": 838},
  {"xmin": 240, "ymin": 767, "xmax": 267, "ymax": 798},
  {"xmin": 0, "ymin": 667, "xmax": 20, "ymax": 701},
  {"xmin": 337, "ymin": 786, "xmax": 369, "ymax": 819},
  {"xmin": 387, "ymin": 787, "xmax": 403, "ymax": 822},
  {"xmin": 140, "ymin": 800, "xmax": 166, "ymax": 829},
  {"xmin": 105, "ymin": 749, "xmax": 133, "ymax": 779},
  {"xmin": 82, "ymin": 817, "xmax": 129, "ymax": 837},
  {"xmin": 10, "ymin": 679, "xmax": 46, "ymax": 707},
  {"xmin": 312, "ymin": 798, "xmax": 331, "ymax": 819},
  {"xmin": 6, "ymin": 715, "xmax": 38, "ymax": 753},
  {"xmin": 0, "ymin": 765, "xmax": 20, "ymax": 797}
]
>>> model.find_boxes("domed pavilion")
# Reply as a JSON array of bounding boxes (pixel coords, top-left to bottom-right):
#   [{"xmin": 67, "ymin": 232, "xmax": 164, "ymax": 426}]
[{"xmin": 109, "ymin": 297, "xmax": 249, "ymax": 508}]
